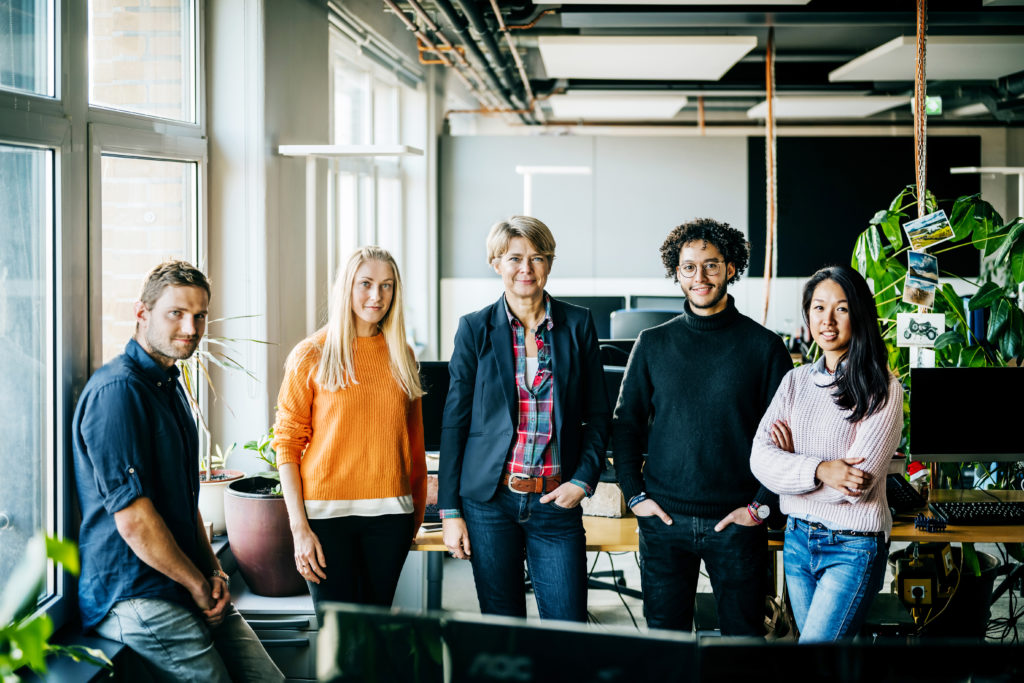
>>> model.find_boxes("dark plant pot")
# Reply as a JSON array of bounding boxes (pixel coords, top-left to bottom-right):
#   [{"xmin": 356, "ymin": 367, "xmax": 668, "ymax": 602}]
[
  {"xmin": 889, "ymin": 546, "xmax": 1000, "ymax": 639},
  {"xmin": 224, "ymin": 476, "xmax": 307, "ymax": 597}
]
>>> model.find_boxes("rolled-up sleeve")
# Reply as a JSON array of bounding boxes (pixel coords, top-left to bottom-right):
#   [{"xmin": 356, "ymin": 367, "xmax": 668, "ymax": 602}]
[{"xmin": 78, "ymin": 382, "xmax": 149, "ymax": 514}]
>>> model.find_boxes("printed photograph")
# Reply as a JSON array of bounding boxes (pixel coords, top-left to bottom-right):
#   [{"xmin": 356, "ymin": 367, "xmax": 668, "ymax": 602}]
[
  {"xmin": 903, "ymin": 209, "xmax": 954, "ymax": 251},
  {"xmin": 907, "ymin": 251, "xmax": 939, "ymax": 283}
]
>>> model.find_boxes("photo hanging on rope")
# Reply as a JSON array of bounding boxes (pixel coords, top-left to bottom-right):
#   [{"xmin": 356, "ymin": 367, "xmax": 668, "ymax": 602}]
[
  {"xmin": 903, "ymin": 209, "xmax": 954, "ymax": 251},
  {"xmin": 896, "ymin": 312, "xmax": 945, "ymax": 347},
  {"xmin": 902, "ymin": 250, "xmax": 939, "ymax": 308}
]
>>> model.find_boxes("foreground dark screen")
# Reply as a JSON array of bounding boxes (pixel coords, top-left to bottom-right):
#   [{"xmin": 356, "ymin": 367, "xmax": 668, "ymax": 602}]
[
  {"xmin": 748, "ymin": 136, "xmax": 981, "ymax": 277},
  {"xmin": 910, "ymin": 367, "xmax": 1023, "ymax": 461},
  {"xmin": 419, "ymin": 361, "xmax": 450, "ymax": 452}
]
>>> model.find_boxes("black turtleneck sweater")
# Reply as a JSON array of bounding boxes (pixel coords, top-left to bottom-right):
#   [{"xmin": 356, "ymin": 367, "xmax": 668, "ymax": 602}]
[{"xmin": 613, "ymin": 295, "xmax": 793, "ymax": 519}]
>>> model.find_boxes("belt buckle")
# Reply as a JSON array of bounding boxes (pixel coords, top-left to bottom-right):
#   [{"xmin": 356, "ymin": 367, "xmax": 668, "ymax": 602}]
[{"xmin": 507, "ymin": 473, "xmax": 530, "ymax": 494}]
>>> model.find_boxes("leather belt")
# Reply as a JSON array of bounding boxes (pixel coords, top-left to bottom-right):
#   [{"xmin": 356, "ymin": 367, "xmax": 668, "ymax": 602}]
[
  {"xmin": 797, "ymin": 518, "xmax": 884, "ymax": 538},
  {"xmin": 501, "ymin": 472, "xmax": 561, "ymax": 495}
]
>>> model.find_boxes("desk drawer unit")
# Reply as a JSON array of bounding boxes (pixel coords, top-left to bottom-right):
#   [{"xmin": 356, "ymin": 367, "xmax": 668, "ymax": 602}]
[{"xmin": 249, "ymin": 625, "xmax": 317, "ymax": 681}]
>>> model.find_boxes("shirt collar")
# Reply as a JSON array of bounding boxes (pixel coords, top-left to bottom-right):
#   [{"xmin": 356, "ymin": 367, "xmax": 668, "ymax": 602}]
[
  {"xmin": 125, "ymin": 337, "xmax": 181, "ymax": 385},
  {"xmin": 503, "ymin": 293, "xmax": 554, "ymax": 332},
  {"xmin": 810, "ymin": 356, "xmax": 844, "ymax": 385}
]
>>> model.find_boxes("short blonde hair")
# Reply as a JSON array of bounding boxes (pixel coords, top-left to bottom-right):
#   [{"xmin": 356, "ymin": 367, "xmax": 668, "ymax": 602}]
[{"xmin": 485, "ymin": 216, "xmax": 556, "ymax": 267}]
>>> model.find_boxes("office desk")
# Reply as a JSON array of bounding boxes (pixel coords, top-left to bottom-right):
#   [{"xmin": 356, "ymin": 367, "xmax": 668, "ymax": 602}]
[{"xmin": 412, "ymin": 489, "xmax": 1024, "ymax": 608}]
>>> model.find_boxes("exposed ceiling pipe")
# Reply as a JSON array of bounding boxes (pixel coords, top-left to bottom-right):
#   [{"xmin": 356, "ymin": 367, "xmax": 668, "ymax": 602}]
[
  {"xmin": 381, "ymin": 0, "xmax": 502, "ymax": 111},
  {"xmin": 402, "ymin": 0, "xmax": 504, "ymax": 110},
  {"xmin": 486, "ymin": 0, "xmax": 544, "ymax": 123},
  {"xmin": 430, "ymin": 0, "xmax": 535, "ymax": 124},
  {"xmin": 450, "ymin": 0, "xmax": 526, "ymax": 108}
]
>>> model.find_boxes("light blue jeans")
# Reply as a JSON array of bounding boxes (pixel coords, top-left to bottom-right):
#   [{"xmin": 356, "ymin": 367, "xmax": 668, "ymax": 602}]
[
  {"xmin": 783, "ymin": 516, "xmax": 888, "ymax": 643},
  {"xmin": 95, "ymin": 598, "xmax": 284, "ymax": 682}
]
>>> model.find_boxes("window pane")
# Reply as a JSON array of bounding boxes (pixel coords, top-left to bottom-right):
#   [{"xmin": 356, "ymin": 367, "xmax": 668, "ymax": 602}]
[
  {"xmin": 89, "ymin": 0, "xmax": 197, "ymax": 122},
  {"xmin": 0, "ymin": 0, "xmax": 53, "ymax": 96},
  {"xmin": 100, "ymin": 155, "xmax": 196, "ymax": 363},
  {"xmin": 0, "ymin": 143, "xmax": 52, "ymax": 588}
]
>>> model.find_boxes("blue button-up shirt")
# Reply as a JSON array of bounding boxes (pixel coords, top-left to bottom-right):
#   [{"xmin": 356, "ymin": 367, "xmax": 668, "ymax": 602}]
[{"xmin": 72, "ymin": 338, "xmax": 201, "ymax": 629}]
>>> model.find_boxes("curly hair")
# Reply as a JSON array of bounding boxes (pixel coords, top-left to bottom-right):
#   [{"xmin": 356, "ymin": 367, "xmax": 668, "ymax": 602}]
[{"xmin": 659, "ymin": 218, "xmax": 750, "ymax": 285}]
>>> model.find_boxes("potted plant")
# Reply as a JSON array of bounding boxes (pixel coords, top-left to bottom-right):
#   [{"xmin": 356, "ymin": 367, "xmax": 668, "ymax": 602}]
[
  {"xmin": 851, "ymin": 186, "xmax": 1024, "ymax": 636},
  {"xmin": 197, "ymin": 443, "xmax": 245, "ymax": 537},
  {"xmin": 224, "ymin": 427, "xmax": 306, "ymax": 597}
]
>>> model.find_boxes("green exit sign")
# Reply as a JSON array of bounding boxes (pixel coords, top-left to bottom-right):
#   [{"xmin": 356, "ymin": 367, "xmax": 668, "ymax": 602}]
[{"xmin": 925, "ymin": 96, "xmax": 943, "ymax": 115}]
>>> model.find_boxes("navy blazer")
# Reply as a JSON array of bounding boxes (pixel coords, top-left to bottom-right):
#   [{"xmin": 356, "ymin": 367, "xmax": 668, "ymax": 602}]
[{"xmin": 438, "ymin": 295, "xmax": 609, "ymax": 510}]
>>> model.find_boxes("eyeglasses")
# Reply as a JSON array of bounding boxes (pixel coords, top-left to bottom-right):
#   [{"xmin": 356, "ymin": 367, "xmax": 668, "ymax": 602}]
[{"xmin": 677, "ymin": 261, "xmax": 724, "ymax": 278}]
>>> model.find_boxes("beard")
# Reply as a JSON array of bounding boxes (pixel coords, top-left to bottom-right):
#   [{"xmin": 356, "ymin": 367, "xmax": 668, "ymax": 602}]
[
  {"xmin": 686, "ymin": 284, "xmax": 728, "ymax": 311},
  {"xmin": 144, "ymin": 329, "xmax": 200, "ymax": 363}
]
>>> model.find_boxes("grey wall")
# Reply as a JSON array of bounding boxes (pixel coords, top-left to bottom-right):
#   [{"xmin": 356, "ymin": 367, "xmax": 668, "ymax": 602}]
[{"xmin": 440, "ymin": 135, "xmax": 748, "ymax": 278}]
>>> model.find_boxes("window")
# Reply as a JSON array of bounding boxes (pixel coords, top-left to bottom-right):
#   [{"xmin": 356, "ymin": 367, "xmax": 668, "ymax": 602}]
[
  {"xmin": 88, "ymin": 0, "xmax": 198, "ymax": 123},
  {"xmin": 100, "ymin": 155, "xmax": 198, "ymax": 363},
  {"xmin": 0, "ymin": 0, "xmax": 54, "ymax": 96},
  {"xmin": 0, "ymin": 143, "xmax": 54, "ymax": 590}
]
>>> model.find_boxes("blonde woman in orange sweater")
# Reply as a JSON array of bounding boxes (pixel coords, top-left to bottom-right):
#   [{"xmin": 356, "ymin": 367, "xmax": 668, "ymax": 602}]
[{"xmin": 273, "ymin": 246, "xmax": 426, "ymax": 614}]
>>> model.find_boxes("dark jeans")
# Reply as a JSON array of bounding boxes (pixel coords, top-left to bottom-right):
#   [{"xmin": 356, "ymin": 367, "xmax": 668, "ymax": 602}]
[
  {"xmin": 637, "ymin": 513, "xmax": 767, "ymax": 635},
  {"xmin": 306, "ymin": 513, "xmax": 414, "ymax": 618},
  {"xmin": 462, "ymin": 486, "xmax": 588, "ymax": 622}
]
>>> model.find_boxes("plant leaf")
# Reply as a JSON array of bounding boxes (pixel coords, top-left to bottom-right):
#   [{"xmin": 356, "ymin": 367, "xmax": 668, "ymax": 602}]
[
  {"xmin": 1011, "ymin": 239, "xmax": 1024, "ymax": 284},
  {"xmin": 992, "ymin": 218, "xmax": 1024, "ymax": 264},
  {"xmin": 998, "ymin": 306, "xmax": 1023, "ymax": 359},
  {"xmin": 960, "ymin": 345, "xmax": 987, "ymax": 367},
  {"xmin": 988, "ymin": 298, "xmax": 1011, "ymax": 340},
  {"xmin": 44, "ymin": 537, "xmax": 79, "ymax": 576},
  {"xmin": 934, "ymin": 330, "xmax": 964, "ymax": 350},
  {"xmin": 950, "ymin": 193, "xmax": 978, "ymax": 241},
  {"xmin": 880, "ymin": 210, "xmax": 905, "ymax": 251},
  {"xmin": 0, "ymin": 535, "xmax": 46, "ymax": 626},
  {"xmin": 968, "ymin": 281, "xmax": 1003, "ymax": 310}
]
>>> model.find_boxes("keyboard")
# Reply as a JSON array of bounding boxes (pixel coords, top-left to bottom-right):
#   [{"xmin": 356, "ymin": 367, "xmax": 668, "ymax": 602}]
[{"xmin": 929, "ymin": 500, "xmax": 1024, "ymax": 525}]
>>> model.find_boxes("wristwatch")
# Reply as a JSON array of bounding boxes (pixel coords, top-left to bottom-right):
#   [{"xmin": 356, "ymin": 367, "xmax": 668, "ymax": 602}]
[
  {"xmin": 210, "ymin": 569, "xmax": 230, "ymax": 582},
  {"xmin": 747, "ymin": 502, "xmax": 771, "ymax": 524}
]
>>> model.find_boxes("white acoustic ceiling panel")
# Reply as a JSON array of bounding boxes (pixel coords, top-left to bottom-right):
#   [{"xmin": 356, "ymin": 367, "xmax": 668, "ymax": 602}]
[
  {"xmin": 547, "ymin": 92, "xmax": 688, "ymax": 120},
  {"xmin": 538, "ymin": 35, "xmax": 758, "ymax": 81},
  {"xmin": 830, "ymin": 36, "xmax": 1024, "ymax": 82},
  {"xmin": 746, "ymin": 96, "xmax": 910, "ymax": 119}
]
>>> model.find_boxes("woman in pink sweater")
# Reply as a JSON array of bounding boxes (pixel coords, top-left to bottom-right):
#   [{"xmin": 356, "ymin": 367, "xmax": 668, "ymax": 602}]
[{"xmin": 750, "ymin": 264, "xmax": 903, "ymax": 642}]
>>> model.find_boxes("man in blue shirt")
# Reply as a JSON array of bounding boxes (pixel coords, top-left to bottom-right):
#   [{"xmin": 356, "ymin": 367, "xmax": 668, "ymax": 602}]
[{"xmin": 73, "ymin": 260, "xmax": 282, "ymax": 682}]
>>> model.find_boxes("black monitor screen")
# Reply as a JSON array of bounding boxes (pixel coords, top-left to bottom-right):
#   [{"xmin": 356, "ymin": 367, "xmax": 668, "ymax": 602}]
[
  {"xmin": 558, "ymin": 296, "xmax": 626, "ymax": 339},
  {"xmin": 317, "ymin": 602, "xmax": 443, "ymax": 683},
  {"xmin": 910, "ymin": 367, "xmax": 1023, "ymax": 462},
  {"xmin": 630, "ymin": 295, "xmax": 686, "ymax": 312},
  {"xmin": 443, "ymin": 613, "xmax": 695, "ymax": 682},
  {"xmin": 419, "ymin": 361, "xmax": 450, "ymax": 453}
]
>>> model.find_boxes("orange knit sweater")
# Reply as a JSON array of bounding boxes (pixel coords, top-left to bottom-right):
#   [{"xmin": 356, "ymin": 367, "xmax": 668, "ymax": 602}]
[{"xmin": 272, "ymin": 330, "xmax": 426, "ymax": 527}]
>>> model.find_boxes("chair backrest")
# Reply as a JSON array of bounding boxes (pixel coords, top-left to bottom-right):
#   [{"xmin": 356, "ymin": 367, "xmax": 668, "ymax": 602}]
[{"xmin": 609, "ymin": 309, "xmax": 678, "ymax": 339}]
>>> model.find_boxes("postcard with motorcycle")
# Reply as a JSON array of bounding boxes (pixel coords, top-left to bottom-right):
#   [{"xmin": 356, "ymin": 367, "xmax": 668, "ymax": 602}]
[{"xmin": 896, "ymin": 312, "xmax": 945, "ymax": 346}]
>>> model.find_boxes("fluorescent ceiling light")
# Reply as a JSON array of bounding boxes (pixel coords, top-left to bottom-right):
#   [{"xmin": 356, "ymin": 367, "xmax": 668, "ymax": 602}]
[
  {"xmin": 830, "ymin": 36, "xmax": 1024, "ymax": 82},
  {"xmin": 746, "ymin": 96, "xmax": 910, "ymax": 119},
  {"xmin": 538, "ymin": 36, "xmax": 757, "ymax": 81},
  {"xmin": 547, "ymin": 93, "xmax": 688, "ymax": 120}
]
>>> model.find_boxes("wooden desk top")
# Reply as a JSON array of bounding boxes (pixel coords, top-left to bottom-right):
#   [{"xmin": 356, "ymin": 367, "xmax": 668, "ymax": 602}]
[{"xmin": 413, "ymin": 488, "xmax": 1024, "ymax": 552}]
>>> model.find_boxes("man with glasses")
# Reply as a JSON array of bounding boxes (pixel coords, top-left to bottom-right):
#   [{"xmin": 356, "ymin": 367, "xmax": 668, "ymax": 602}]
[{"xmin": 613, "ymin": 218, "xmax": 793, "ymax": 635}]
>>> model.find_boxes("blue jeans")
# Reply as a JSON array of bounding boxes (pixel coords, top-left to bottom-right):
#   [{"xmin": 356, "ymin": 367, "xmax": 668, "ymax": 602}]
[
  {"xmin": 462, "ymin": 486, "xmax": 587, "ymax": 622},
  {"xmin": 637, "ymin": 513, "xmax": 768, "ymax": 635},
  {"xmin": 95, "ymin": 598, "xmax": 284, "ymax": 682},
  {"xmin": 783, "ymin": 516, "xmax": 889, "ymax": 643}
]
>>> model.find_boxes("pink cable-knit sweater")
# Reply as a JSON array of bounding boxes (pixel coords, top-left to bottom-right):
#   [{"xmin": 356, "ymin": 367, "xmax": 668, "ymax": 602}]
[{"xmin": 750, "ymin": 359, "xmax": 904, "ymax": 538}]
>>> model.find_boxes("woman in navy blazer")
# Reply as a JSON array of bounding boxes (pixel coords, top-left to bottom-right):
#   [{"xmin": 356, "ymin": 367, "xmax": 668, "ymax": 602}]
[{"xmin": 438, "ymin": 216, "xmax": 609, "ymax": 622}]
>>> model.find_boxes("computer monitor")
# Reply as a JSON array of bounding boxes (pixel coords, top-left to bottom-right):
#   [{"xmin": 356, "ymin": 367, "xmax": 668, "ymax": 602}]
[
  {"xmin": 558, "ymin": 296, "xmax": 627, "ymax": 339},
  {"xmin": 316, "ymin": 602, "xmax": 443, "ymax": 683},
  {"xmin": 609, "ymin": 309, "xmax": 678, "ymax": 339},
  {"xmin": 910, "ymin": 367, "xmax": 1023, "ymax": 462},
  {"xmin": 443, "ymin": 612, "xmax": 696, "ymax": 682},
  {"xmin": 419, "ymin": 361, "xmax": 450, "ymax": 453},
  {"xmin": 630, "ymin": 295, "xmax": 686, "ymax": 312}
]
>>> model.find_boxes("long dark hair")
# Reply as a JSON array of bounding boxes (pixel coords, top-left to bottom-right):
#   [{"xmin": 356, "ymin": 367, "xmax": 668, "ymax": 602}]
[{"xmin": 802, "ymin": 265, "xmax": 891, "ymax": 423}]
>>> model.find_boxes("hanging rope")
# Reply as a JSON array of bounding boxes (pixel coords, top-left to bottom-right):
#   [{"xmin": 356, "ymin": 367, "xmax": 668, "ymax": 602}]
[
  {"xmin": 915, "ymin": 0, "xmax": 928, "ymax": 219},
  {"xmin": 698, "ymin": 95, "xmax": 706, "ymax": 135},
  {"xmin": 761, "ymin": 27, "xmax": 778, "ymax": 326}
]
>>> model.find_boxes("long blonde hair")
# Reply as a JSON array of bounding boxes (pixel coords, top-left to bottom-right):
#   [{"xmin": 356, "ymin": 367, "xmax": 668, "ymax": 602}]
[{"xmin": 315, "ymin": 246, "xmax": 423, "ymax": 399}]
